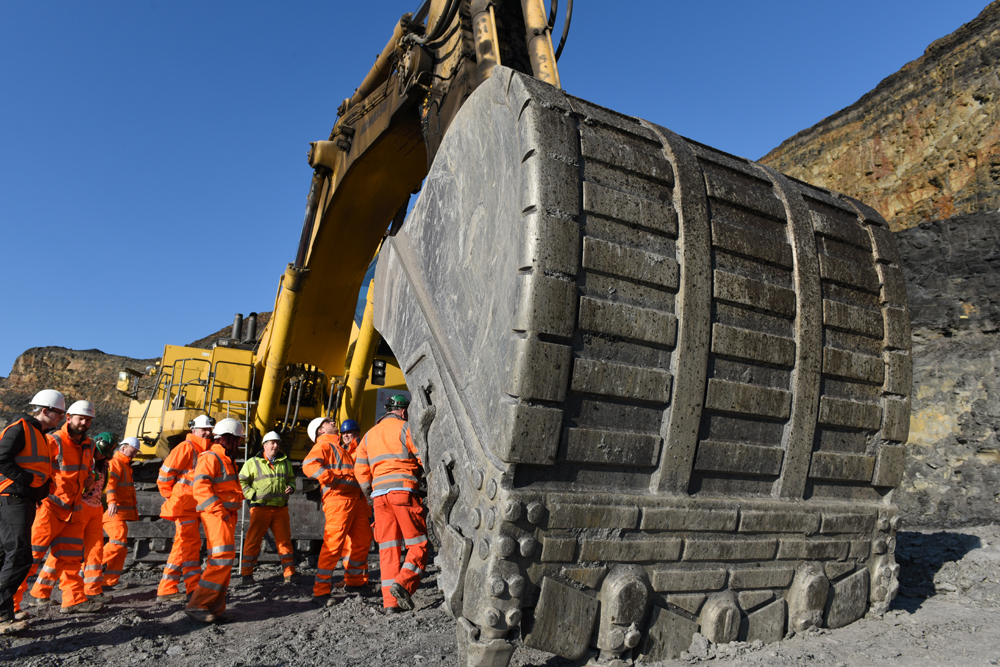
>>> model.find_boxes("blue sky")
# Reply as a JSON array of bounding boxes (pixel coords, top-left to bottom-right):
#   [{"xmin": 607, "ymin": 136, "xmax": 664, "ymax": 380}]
[{"xmin": 0, "ymin": 1, "xmax": 989, "ymax": 375}]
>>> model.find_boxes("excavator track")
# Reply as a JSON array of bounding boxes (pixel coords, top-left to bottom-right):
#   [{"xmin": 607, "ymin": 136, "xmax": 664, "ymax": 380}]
[{"xmin": 375, "ymin": 67, "xmax": 909, "ymax": 664}]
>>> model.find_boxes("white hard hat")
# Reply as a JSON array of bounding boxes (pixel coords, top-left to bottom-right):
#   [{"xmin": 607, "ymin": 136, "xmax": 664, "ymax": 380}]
[
  {"xmin": 189, "ymin": 414, "xmax": 216, "ymax": 430},
  {"xmin": 262, "ymin": 431, "xmax": 281, "ymax": 444},
  {"xmin": 120, "ymin": 437, "xmax": 141, "ymax": 450},
  {"xmin": 307, "ymin": 417, "xmax": 332, "ymax": 443},
  {"xmin": 30, "ymin": 389, "xmax": 66, "ymax": 411},
  {"xmin": 67, "ymin": 400, "xmax": 96, "ymax": 418},
  {"xmin": 213, "ymin": 418, "xmax": 245, "ymax": 438}
]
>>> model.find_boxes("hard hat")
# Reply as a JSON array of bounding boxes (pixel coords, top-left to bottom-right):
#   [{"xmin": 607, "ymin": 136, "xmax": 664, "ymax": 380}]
[
  {"xmin": 339, "ymin": 419, "xmax": 361, "ymax": 433},
  {"xmin": 67, "ymin": 400, "xmax": 96, "ymax": 418},
  {"xmin": 30, "ymin": 389, "xmax": 66, "ymax": 411},
  {"xmin": 93, "ymin": 432, "xmax": 116, "ymax": 457},
  {"xmin": 262, "ymin": 430, "xmax": 281, "ymax": 443},
  {"xmin": 212, "ymin": 418, "xmax": 245, "ymax": 438},
  {"xmin": 307, "ymin": 417, "xmax": 332, "ymax": 443},
  {"xmin": 120, "ymin": 436, "xmax": 141, "ymax": 451},
  {"xmin": 188, "ymin": 414, "xmax": 216, "ymax": 430},
  {"xmin": 385, "ymin": 394, "xmax": 410, "ymax": 411}
]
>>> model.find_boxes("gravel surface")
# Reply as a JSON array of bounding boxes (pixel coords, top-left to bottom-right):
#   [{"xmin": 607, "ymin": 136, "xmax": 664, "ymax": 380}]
[{"xmin": 5, "ymin": 526, "xmax": 1000, "ymax": 666}]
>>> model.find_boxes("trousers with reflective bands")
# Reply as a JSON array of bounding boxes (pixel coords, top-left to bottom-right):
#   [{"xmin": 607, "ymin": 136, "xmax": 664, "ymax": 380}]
[
  {"xmin": 157, "ymin": 513, "xmax": 202, "ymax": 596},
  {"xmin": 17, "ymin": 501, "xmax": 88, "ymax": 608},
  {"xmin": 101, "ymin": 515, "xmax": 129, "ymax": 586},
  {"xmin": 374, "ymin": 491, "xmax": 428, "ymax": 609},
  {"xmin": 186, "ymin": 510, "xmax": 236, "ymax": 617},
  {"xmin": 240, "ymin": 506, "xmax": 295, "ymax": 578},
  {"xmin": 314, "ymin": 495, "xmax": 371, "ymax": 597}
]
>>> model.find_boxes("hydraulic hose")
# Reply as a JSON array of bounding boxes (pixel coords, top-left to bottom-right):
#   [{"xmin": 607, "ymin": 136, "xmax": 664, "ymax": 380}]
[{"xmin": 555, "ymin": 0, "xmax": 573, "ymax": 60}]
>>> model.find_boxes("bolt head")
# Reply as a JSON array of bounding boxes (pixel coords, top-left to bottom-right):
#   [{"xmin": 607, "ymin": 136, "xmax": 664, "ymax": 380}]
[
  {"xmin": 526, "ymin": 501, "xmax": 545, "ymax": 524},
  {"xmin": 488, "ymin": 576, "xmax": 506, "ymax": 597},
  {"xmin": 507, "ymin": 575, "xmax": 525, "ymax": 598},
  {"xmin": 496, "ymin": 536, "xmax": 516, "ymax": 558},
  {"xmin": 505, "ymin": 609, "xmax": 522, "ymax": 627},
  {"xmin": 484, "ymin": 607, "xmax": 502, "ymax": 627},
  {"xmin": 519, "ymin": 536, "xmax": 538, "ymax": 558}
]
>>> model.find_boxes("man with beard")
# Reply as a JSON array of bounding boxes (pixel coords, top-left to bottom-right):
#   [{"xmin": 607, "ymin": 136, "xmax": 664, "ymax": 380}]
[
  {"xmin": 32, "ymin": 429, "xmax": 112, "ymax": 605},
  {"xmin": 0, "ymin": 390, "xmax": 62, "ymax": 635},
  {"xmin": 19, "ymin": 400, "xmax": 102, "ymax": 614},
  {"xmin": 185, "ymin": 418, "xmax": 244, "ymax": 623},
  {"xmin": 156, "ymin": 414, "xmax": 213, "ymax": 601}
]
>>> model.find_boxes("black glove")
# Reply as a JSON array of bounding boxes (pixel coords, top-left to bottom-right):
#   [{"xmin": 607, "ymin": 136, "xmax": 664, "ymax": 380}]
[{"xmin": 25, "ymin": 483, "xmax": 50, "ymax": 502}]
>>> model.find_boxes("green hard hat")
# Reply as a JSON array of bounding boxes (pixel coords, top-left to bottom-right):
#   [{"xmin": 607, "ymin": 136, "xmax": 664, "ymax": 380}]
[
  {"xmin": 385, "ymin": 394, "xmax": 410, "ymax": 410},
  {"xmin": 93, "ymin": 432, "xmax": 116, "ymax": 457}
]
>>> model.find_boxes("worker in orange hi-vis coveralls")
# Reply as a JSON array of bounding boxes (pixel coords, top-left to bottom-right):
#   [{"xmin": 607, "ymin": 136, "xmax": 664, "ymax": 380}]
[
  {"xmin": 302, "ymin": 416, "xmax": 372, "ymax": 607},
  {"xmin": 185, "ymin": 418, "xmax": 244, "ymax": 624},
  {"xmin": 155, "ymin": 415, "xmax": 214, "ymax": 601},
  {"xmin": 19, "ymin": 400, "xmax": 103, "ymax": 614},
  {"xmin": 337, "ymin": 419, "xmax": 370, "ymax": 582},
  {"xmin": 354, "ymin": 395, "xmax": 427, "ymax": 614},
  {"xmin": 102, "ymin": 437, "xmax": 140, "ymax": 588},
  {"xmin": 34, "ymin": 430, "xmax": 112, "ymax": 604}
]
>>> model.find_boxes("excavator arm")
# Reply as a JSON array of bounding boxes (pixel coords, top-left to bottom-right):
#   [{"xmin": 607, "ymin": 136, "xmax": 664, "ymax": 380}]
[{"xmin": 252, "ymin": 0, "xmax": 565, "ymax": 435}]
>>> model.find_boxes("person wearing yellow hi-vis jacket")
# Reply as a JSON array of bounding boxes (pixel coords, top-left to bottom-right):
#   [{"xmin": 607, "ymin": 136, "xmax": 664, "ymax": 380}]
[{"xmin": 236, "ymin": 431, "xmax": 296, "ymax": 585}]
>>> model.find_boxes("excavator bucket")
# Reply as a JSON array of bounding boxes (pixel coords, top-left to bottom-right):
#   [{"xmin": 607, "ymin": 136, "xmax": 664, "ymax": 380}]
[{"xmin": 375, "ymin": 68, "xmax": 909, "ymax": 664}]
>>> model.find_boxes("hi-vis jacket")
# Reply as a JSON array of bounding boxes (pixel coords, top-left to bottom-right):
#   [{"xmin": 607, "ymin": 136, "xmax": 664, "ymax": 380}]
[
  {"xmin": 0, "ymin": 415, "xmax": 51, "ymax": 497},
  {"xmin": 238, "ymin": 452, "xmax": 294, "ymax": 507},
  {"xmin": 354, "ymin": 413, "xmax": 423, "ymax": 496},
  {"xmin": 302, "ymin": 434, "xmax": 362, "ymax": 501},
  {"xmin": 157, "ymin": 433, "xmax": 210, "ymax": 517},
  {"xmin": 193, "ymin": 444, "xmax": 243, "ymax": 517},
  {"xmin": 106, "ymin": 450, "xmax": 138, "ymax": 520},
  {"xmin": 46, "ymin": 424, "xmax": 94, "ymax": 519}
]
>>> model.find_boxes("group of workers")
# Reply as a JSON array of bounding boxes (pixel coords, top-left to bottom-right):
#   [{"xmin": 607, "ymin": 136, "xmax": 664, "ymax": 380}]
[{"xmin": 0, "ymin": 388, "xmax": 427, "ymax": 633}]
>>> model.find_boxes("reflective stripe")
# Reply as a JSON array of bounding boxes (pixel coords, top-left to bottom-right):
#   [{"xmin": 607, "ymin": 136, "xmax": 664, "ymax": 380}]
[
  {"xmin": 209, "ymin": 545, "xmax": 235, "ymax": 555},
  {"xmin": 372, "ymin": 473, "xmax": 418, "ymax": 488},
  {"xmin": 52, "ymin": 537, "xmax": 84, "ymax": 546},
  {"xmin": 37, "ymin": 576, "xmax": 58, "ymax": 587},
  {"xmin": 177, "ymin": 479, "xmax": 194, "ymax": 487},
  {"xmin": 161, "ymin": 573, "xmax": 182, "ymax": 581},
  {"xmin": 381, "ymin": 579, "xmax": 395, "ymax": 588},
  {"xmin": 206, "ymin": 558, "xmax": 234, "ymax": 567},
  {"xmin": 197, "ymin": 579, "xmax": 226, "ymax": 592},
  {"xmin": 222, "ymin": 501, "xmax": 241, "ymax": 510},
  {"xmin": 104, "ymin": 569, "xmax": 122, "ymax": 576},
  {"xmin": 316, "ymin": 569, "xmax": 336, "ymax": 576},
  {"xmin": 403, "ymin": 562, "xmax": 425, "ymax": 575},
  {"xmin": 346, "ymin": 568, "xmax": 364, "ymax": 575},
  {"xmin": 346, "ymin": 559, "xmax": 366, "ymax": 566},
  {"xmin": 196, "ymin": 495, "xmax": 221, "ymax": 511},
  {"xmin": 404, "ymin": 535, "xmax": 428, "ymax": 547},
  {"xmin": 369, "ymin": 451, "xmax": 415, "ymax": 464},
  {"xmin": 162, "ymin": 563, "xmax": 182, "ymax": 573},
  {"xmin": 109, "ymin": 539, "xmax": 127, "ymax": 546},
  {"xmin": 47, "ymin": 494, "xmax": 73, "ymax": 510},
  {"xmin": 182, "ymin": 560, "xmax": 202, "ymax": 568},
  {"xmin": 379, "ymin": 540, "xmax": 403, "ymax": 550},
  {"xmin": 180, "ymin": 519, "xmax": 198, "ymax": 526},
  {"xmin": 156, "ymin": 475, "xmax": 173, "ymax": 483},
  {"xmin": 40, "ymin": 565, "xmax": 57, "ymax": 576},
  {"xmin": 83, "ymin": 576, "xmax": 102, "ymax": 583},
  {"xmin": 194, "ymin": 474, "xmax": 212, "ymax": 482}
]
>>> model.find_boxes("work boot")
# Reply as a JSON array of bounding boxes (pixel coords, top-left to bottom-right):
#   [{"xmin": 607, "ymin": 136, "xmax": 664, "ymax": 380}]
[
  {"xmin": 283, "ymin": 573, "xmax": 299, "ymax": 585},
  {"xmin": 88, "ymin": 593, "xmax": 111, "ymax": 602},
  {"xmin": 26, "ymin": 595, "xmax": 51, "ymax": 608},
  {"xmin": 384, "ymin": 606, "xmax": 402, "ymax": 615},
  {"xmin": 14, "ymin": 610, "xmax": 32, "ymax": 622},
  {"xmin": 344, "ymin": 584, "xmax": 375, "ymax": 598},
  {"xmin": 104, "ymin": 582, "xmax": 131, "ymax": 592},
  {"xmin": 0, "ymin": 619, "xmax": 29, "ymax": 635},
  {"xmin": 157, "ymin": 593, "xmax": 187, "ymax": 603},
  {"xmin": 390, "ymin": 583, "xmax": 414, "ymax": 611},
  {"xmin": 184, "ymin": 608, "xmax": 216, "ymax": 624},
  {"xmin": 59, "ymin": 599, "xmax": 104, "ymax": 614},
  {"xmin": 310, "ymin": 595, "xmax": 329, "ymax": 607},
  {"xmin": 238, "ymin": 575, "xmax": 255, "ymax": 587}
]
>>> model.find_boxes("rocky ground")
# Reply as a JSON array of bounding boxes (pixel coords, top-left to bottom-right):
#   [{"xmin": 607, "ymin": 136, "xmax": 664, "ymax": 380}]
[{"xmin": 4, "ymin": 524, "xmax": 1000, "ymax": 666}]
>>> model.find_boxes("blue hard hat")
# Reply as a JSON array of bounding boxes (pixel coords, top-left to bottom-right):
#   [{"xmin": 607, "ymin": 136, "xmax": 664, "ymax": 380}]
[{"xmin": 340, "ymin": 419, "xmax": 361, "ymax": 433}]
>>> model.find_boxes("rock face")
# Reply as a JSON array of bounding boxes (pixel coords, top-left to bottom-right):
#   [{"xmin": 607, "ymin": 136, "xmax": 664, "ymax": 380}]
[
  {"xmin": 761, "ymin": 1, "xmax": 1000, "ymax": 231},
  {"xmin": 0, "ymin": 347, "xmax": 157, "ymax": 438},
  {"xmin": 896, "ymin": 212, "xmax": 1000, "ymax": 526},
  {"xmin": 0, "ymin": 312, "xmax": 269, "ymax": 438}
]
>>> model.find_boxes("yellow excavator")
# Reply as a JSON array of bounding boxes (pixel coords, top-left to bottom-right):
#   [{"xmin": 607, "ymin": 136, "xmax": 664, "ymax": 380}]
[{"xmin": 119, "ymin": 2, "xmax": 912, "ymax": 665}]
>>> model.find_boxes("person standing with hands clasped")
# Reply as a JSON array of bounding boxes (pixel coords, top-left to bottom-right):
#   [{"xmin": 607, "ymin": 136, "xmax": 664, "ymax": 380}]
[
  {"xmin": 237, "ymin": 431, "xmax": 297, "ymax": 585},
  {"xmin": 102, "ymin": 437, "xmax": 139, "ymax": 589}
]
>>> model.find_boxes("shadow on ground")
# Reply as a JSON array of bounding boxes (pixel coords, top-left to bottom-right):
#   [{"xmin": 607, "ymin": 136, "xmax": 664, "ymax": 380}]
[{"xmin": 890, "ymin": 530, "xmax": 981, "ymax": 612}]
